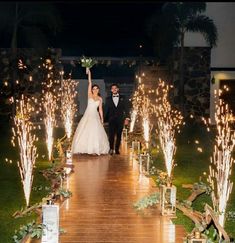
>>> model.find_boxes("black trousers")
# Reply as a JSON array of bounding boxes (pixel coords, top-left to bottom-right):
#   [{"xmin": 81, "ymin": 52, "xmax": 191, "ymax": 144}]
[{"xmin": 108, "ymin": 119, "xmax": 123, "ymax": 152}]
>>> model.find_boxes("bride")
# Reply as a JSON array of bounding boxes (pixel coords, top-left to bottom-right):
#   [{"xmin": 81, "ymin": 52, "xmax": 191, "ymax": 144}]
[{"xmin": 71, "ymin": 68, "xmax": 110, "ymax": 155}]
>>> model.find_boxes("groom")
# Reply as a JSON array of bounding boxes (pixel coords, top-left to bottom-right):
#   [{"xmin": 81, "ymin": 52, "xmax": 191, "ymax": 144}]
[{"xmin": 104, "ymin": 83, "xmax": 129, "ymax": 155}]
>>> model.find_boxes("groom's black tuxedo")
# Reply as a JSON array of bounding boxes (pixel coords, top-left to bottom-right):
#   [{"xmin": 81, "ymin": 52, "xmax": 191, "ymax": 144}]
[{"xmin": 104, "ymin": 94, "xmax": 129, "ymax": 153}]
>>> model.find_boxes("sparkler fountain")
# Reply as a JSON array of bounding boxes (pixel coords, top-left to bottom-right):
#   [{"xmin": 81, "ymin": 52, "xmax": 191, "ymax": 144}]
[
  {"xmin": 41, "ymin": 58, "xmax": 59, "ymax": 161},
  {"xmin": 12, "ymin": 95, "xmax": 38, "ymax": 206},
  {"xmin": 153, "ymin": 79, "xmax": 183, "ymax": 216},
  {"xmin": 154, "ymin": 79, "xmax": 184, "ymax": 182},
  {"xmin": 140, "ymin": 95, "xmax": 151, "ymax": 150},
  {"xmin": 60, "ymin": 73, "xmax": 78, "ymax": 140},
  {"xmin": 130, "ymin": 75, "xmax": 153, "ymax": 150},
  {"xmin": 129, "ymin": 74, "xmax": 154, "ymax": 178},
  {"xmin": 43, "ymin": 91, "xmax": 57, "ymax": 161},
  {"xmin": 203, "ymin": 90, "xmax": 235, "ymax": 230}
]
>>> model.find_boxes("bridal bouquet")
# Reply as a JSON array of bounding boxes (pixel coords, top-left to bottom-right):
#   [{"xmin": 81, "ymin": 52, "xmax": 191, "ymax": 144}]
[{"xmin": 80, "ymin": 56, "xmax": 96, "ymax": 69}]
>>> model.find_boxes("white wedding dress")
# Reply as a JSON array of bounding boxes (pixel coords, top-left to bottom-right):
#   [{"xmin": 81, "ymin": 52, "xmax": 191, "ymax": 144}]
[{"xmin": 71, "ymin": 98, "xmax": 110, "ymax": 155}]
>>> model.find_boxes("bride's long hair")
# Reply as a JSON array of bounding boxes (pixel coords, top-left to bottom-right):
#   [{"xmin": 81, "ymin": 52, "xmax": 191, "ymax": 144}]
[{"xmin": 92, "ymin": 84, "xmax": 101, "ymax": 97}]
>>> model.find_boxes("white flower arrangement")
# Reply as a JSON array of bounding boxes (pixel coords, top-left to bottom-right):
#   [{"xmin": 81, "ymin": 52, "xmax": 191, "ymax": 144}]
[{"xmin": 80, "ymin": 56, "xmax": 96, "ymax": 69}]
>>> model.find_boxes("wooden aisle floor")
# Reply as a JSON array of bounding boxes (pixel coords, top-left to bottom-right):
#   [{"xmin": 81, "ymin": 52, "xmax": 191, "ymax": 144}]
[{"xmin": 59, "ymin": 144, "xmax": 186, "ymax": 243}]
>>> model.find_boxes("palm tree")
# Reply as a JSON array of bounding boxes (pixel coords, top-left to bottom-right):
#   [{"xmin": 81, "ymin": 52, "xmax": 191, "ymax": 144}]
[
  {"xmin": 0, "ymin": 2, "xmax": 62, "ymax": 50},
  {"xmin": 146, "ymin": 9, "xmax": 179, "ymax": 63},
  {"xmin": 0, "ymin": 2, "xmax": 62, "ymax": 113},
  {"xmin": 147, "ymin": 2, "xmax": 218, "ymax": 112}
]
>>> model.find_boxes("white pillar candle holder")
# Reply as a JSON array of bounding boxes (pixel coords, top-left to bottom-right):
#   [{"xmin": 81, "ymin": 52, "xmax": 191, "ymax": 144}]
[
  {"xmin": 131, "ymin": 140, "xmax": 140, "ymax": 155},
  {"xmin": 66, "ymin": 150, "xmax": 72, "ymax": 164},
  {"xmin": 160, "ymin": 184, "xmax": 177, "ymax": 216},
  {"xmin": 42, "ymin": 204, "xmax": 59, "ymax": 243},
  {"xmin": 138, "ymin": 153, "xmax": 151, "ymax": 175}
]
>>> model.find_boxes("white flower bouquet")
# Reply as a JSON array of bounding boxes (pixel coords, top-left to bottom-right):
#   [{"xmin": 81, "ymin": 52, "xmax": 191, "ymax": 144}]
[{"xmin": 80, "ymin": 56, "xmax": 96, "ymax": 69}]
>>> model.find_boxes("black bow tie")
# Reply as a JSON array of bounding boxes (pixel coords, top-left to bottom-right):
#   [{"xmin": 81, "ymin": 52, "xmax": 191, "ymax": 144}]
[{"xmin": 112, "ymin": 94, "xmax": 119, "ymax": 97}]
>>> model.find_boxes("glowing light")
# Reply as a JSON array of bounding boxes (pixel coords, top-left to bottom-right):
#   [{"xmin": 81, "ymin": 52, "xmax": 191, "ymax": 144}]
[
  {"xmin": 18, "ymin": 59, "xmax": 27, "ymax": 69},
  {"xmin": 205, "ymin": 98, "xmax": 235, "ymax": 228},
  {"xmin": 130, "ymin": 75, "xmax": 153, "ymax": 149},
  {"xmin": 129, "ymin": 109, "xmax": 137, "ymax": 133},
  {"xmin": 197, "ymin": 147, "xmax": 203, "ymax": 153},
  {"xmin": 140, "ymin": 96, "xmax": 152, "ymax": 148},
  {"xmin": 12, "ymin": 95, "xmax": 38, "ymax": 206},
  {"xmin": 129, "ymin": 78, "xmax": 142, "ymax": 133},
  {"xmin": 43, "ymin": 91, "xmax": 57, "ymax": 161},
  {"xmin": 153, "ymin": 79, "xmax": 183, "ymax": 180},
  {"xmin": 60, "ymin": 76, "xmax": 78, "ymax": 139},
  {"xmin": 40, "ymin": 58, "xmax": 60, "ymax": 161}
]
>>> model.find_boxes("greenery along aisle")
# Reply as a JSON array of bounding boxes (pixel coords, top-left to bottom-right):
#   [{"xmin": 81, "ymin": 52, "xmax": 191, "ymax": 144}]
[
  {"xmin": 153, "ymin": 121, "xmax": 235, "ymax": 240},
  {"xmin": 0, "ymin": 118, "xmax": 64, "ymax": 243},
  {"xmin": 0, "ymin": 120, "xmax": 49, "ymax": 243}
]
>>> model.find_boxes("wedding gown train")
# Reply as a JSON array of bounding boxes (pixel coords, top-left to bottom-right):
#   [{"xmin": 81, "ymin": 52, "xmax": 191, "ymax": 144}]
[{"xmin": 71, "ymin": 98, "xmax": 110, "ymax": 155}]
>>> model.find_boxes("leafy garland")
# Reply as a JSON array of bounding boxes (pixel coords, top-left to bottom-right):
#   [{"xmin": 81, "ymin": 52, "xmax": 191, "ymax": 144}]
[
  {"xmin": 13, "ymin": 221, "xmax": 46, "ymax": 243},
  {"xmin": 12, "ymin": 137, "xmax": 73, "ymax": 240},
  {"xmin": 13, "ymin": 221, "xmax": 66, "ymax": 243},
  {"xmin": 133, "ymin": 192, "xmax": 160, "ymax": 211}
]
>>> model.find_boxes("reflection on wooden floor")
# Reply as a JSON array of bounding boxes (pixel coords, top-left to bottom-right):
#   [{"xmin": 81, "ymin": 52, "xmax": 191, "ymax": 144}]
[{"xmin": 59, "ymin": 142, "xmax": 186, "ymax": 242}]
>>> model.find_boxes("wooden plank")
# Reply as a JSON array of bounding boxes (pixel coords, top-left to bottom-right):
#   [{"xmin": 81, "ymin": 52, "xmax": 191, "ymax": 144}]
[{"xmin": 59, "ymin": 148, "xmax": 186, "ymax": 242}]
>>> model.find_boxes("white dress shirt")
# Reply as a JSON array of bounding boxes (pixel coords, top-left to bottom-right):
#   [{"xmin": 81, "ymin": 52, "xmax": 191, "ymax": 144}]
[{"xmin": 112, "ymin": 94, "xmax": 119, "ymax": 107}]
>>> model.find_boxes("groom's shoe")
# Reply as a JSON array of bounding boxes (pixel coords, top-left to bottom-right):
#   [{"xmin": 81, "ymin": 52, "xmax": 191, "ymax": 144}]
[
  {"xmin": 115, "ymin": 150, "xmax": 120, "ymax": 155},
  {"xmin": 109, "ymin": 149, "xmax": 114, "ymax": 155}
]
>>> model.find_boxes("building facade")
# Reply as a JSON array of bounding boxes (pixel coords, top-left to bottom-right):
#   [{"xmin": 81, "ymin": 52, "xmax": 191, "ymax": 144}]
[{"xmin": 184, "ymin": 2, "xmax": 235, "ymax": 122}]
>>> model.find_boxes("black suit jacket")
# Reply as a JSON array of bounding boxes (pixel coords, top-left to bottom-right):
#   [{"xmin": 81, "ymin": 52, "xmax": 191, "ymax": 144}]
[{"xmin": 104, "ymin": 95, "xmax": 129, "ymax": 123}]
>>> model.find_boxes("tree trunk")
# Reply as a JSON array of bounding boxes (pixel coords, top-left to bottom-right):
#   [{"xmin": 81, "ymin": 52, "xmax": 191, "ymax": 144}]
[
  {"xmin": 10, "ymin": 3, "xmax": 19, "ymax": 117},
  {"xmin": 179, "ymin": 32, "xmax": 185, "ymax": 114}
]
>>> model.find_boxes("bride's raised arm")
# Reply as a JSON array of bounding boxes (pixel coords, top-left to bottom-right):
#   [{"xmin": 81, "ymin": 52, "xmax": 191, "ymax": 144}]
[{"xmin": 87, "ymin": 68, "xmax": 92, "ymax": 98}]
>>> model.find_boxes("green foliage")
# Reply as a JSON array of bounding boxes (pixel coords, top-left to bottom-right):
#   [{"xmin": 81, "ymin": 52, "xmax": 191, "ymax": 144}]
[
  {"xmin": 152, "ymin": 122, "xmax": 235, "ymax": 238},
  {"xmin": 32, "ymin": 185, "xmax": 51, "ymax": 191},
  {"xmin": 0, "ymin": 122, "xmax": 64, "ymax": 242},
  {"xmin": 57, "ymin": 188, "xmax": 72, "ymax": 198},
  {"xmin": 203, "ymin": 228, "xmax": 231, "ymax": 243},
  {"xmin": 12, "ymin": 221, "xmax": 45, "ymax": 243},
  {"xmin": 226, "ymin": 211, "xmax": 235, "ymax": 221},
  {"xmin": 192, "ymin": 181, "xmax": 211, "ymax": 194},
  {"xmin": 13, "ymin": 222, "xmax": 67, "ymax": 243},
  {"xmin": 133, "ymin": 192, "xmax": 159, "ymax": 211},
  {"xmin": 146, "ymin": 2, "xmax": 218, "ymax": 61}
]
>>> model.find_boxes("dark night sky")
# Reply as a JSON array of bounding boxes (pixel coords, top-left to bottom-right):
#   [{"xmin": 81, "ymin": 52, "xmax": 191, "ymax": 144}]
[
  {"xmin": 0, "ymin": 1, "xmax": 163, "ymax": 57},
  {"xmin": 53, "ymin": 2, "xmax": 163, "ymax": 56}
]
